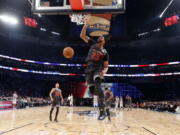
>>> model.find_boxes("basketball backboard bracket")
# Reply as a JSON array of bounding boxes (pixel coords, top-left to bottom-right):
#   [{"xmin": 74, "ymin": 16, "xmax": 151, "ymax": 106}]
[{"xmin": 32, "ymin": 0, "xmax": 126, "ymax": 15}]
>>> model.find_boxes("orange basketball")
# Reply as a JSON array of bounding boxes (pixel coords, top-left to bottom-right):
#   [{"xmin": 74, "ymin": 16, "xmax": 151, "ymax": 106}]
[{"xmin": 63, "ymin": 47, "xmax": 74, "ymax": 59}]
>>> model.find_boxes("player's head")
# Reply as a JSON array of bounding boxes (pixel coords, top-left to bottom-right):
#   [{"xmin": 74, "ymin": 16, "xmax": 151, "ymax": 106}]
[
  {"xmin": 55, "ymin": 82, "xmax": 60, "ymax": 88},
  {"xmin": 97, "ymin": 36, "xmax": 105, "ymax": 45}
]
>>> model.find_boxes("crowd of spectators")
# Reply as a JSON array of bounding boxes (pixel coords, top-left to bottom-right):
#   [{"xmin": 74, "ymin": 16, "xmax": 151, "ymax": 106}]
[
  {"xmin": 17, "ymin": 97, "xmax": 50, "ymax": 108},
  {"xmin": 0, "ymin": 90, "xmax": 50, "ymax": 109},
  {"xmin": 138, "ymin": 101, "xmax": 180, "ymax": 114},
  {"xmin": 0, "ymin": 85, "xmax": 50, "ymax": 109}
]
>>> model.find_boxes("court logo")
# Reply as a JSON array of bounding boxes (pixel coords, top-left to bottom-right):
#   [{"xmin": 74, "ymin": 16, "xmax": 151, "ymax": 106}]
[{"xmin": 73, "ymin": 110, "xmax": 116, "ymax": 117}]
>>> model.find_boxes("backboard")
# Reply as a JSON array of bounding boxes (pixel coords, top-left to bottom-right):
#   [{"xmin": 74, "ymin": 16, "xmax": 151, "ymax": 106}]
[
  {"xmin": 32, "ymin": 0, "xmax": 126, "ymax": 15},
  {"xmin": 86, "ymin": 14, "xmax": 112, "ymax": 36}
]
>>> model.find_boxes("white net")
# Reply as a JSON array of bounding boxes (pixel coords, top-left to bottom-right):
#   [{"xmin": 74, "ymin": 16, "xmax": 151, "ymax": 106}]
[{"xmin": 69, "ymin": 14, "xmax": 88, "ymax": 25}]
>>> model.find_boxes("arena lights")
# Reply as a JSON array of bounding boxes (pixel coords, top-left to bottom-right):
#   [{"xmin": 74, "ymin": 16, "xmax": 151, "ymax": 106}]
[
  {"xmin": 159, "ymin": 0, "xmax": 174, "ymax": 18},
  {"xmin": 164, "ymin": 15, "xmax": 179, "ymax": 27},
  {"xmin": 37, "ymin": 14, "xmax": 42, "ymax": 18},
  {"xmin": 51, "ymin": 31, "xmax": 60, "ymax": 36},
  {"xmin": 0, "ymin": 14, "xmax": 18, "ymax": 25},
  {"xmin": 24, "ymin": 17, "xmax": 38, "ymax": 28},
  {"xmin": 1, "ymin": 65, "xmax": 180, "ymax": 77},
  {"xmin": 40, "ymin": 27, "xmax": 46, "ymax": 31},
  {"xmin": 138, "ymin": 28, "xmax": 161, "ymax": 37},
  {"xmin": 0, "ymin": 54, "xmax": 180, "ymax": 68},
  {"xmin": 153, "ymin": 28, "xmax": 161, "ymax": 32},
  {"xmin": 0, "ymin": 65, "xmax": 82, "ymax": 76},
  {"xmin": 138, "ymin": 32, "xmax": 149, "ymax": 37}
]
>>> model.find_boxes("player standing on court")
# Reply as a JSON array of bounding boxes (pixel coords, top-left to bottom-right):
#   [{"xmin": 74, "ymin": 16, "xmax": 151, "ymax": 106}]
[
  {"xmin": 80, "ymin": 19, "xmax": 109, "ymax": 120},
  {"xmin": 12, "ymin": 91, "xmax": 18, "ymax": 109},
  {"xmin": 104, "ymin": 88, "xmax": 114, "ymax": 121},
  {"xmin": 49, "ymin": 82, "xmax": 64, "ymax": 122}
]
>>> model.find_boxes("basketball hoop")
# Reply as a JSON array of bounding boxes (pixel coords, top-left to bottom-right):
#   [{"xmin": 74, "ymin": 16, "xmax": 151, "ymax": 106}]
[{"xmin": 69, "ymin": 13, "xmax": 88, "ymax": 25}]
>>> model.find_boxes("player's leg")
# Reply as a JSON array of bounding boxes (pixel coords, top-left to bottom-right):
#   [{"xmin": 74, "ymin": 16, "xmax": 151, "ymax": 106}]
[
  {"xmin": 86, "ymin": 74, "xmax": 97, "ymax": 110},
  {"xmin": 54, "ymin": 97, "xmax": 61, "ymax": 122},
  {"xmin": 94, "ymin": 100, "xmax": 98, "ymax": 111},
  {"xmin": 71, "ymin": 98, "xmax": 73, "ymax": 107},
  {"xmin": 50, "ymin": 98, "xmax": 57, "ymax": 121},
  {"xmin": 94, "ymin": 73, "xmax": 106, "ymax": 120},
  {"xmin": 105, "ymin": 99, "xmax": 112, "ymax": 121},
  {"xmin": 54, "ymin": 107, "xmax": 59, "ymax": 122},
  {"xmin": 70, "ymin": 100, "xmax": 72, "ymax": 107},
  {"xmin": 120, "ymin": 101, "xmax": 122, "ymax": 110},
  {"xmin": 115, "ymin": 101, "xmax": 118, "ymax": 110},
  {"xmin": 95, "ymin": 100, "xmax": 99, "ymax": 110},
  {"xmin": 86, "ymin": 73, "xmax": 95, "ymax": 95},
  {"xmin": 106, "ymin": 107, "xmax": 111, "ymax": 121},
  {"xmin": 13, "ymin": 99, "xmax": 17, "ymax": 109},
  {"xmin": 93, "ymin": 100, "xmax": 95, "ymax": 110},
  {"xmin": 130, "ymin": 101, "xmax": 132, "ymax": 111},
  {"xmin": 49, "ymin": 106, "xmax": 54, "ymax": 121},
  {"xmin": 86, "ymin": 72, "xmax": 105, "ymax": 120}
]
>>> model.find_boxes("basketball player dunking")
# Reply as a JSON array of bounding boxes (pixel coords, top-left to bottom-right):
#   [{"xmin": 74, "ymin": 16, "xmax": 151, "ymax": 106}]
[
  {"xmin": 49, "ymin": 83, "xmax": 64, "ymax": 122},
  {"xmin": 80, "ymin": 21, "xmax": 109, "ymax": 120}
]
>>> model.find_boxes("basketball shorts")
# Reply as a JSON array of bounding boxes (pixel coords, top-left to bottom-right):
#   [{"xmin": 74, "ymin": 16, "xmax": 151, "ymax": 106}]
[{"xmin": 51, "ymin": 97, "xmax": 61, "ymax": 107}]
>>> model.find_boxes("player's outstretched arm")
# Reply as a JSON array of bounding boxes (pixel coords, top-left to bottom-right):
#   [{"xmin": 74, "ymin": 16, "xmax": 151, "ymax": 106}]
[{"xmin": 80, "ymin": 24, "xmax": 91, "ymax": 43}]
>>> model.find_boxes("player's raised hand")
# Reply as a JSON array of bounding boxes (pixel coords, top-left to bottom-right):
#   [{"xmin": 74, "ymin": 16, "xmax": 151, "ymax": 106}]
[
  {"xmin": 85, "ymin": 14, "xmax": 91, "ymax": 22},
  {"xmin": 84, "ymin": 14, "xmax": 91, "ymax": 27}
]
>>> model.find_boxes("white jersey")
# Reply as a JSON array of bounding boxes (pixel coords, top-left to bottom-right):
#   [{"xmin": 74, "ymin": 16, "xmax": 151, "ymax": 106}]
[
  {"xmin": 13, "ymin": 93, "xmax": 18, "ymax": 100},
  {"xmin": 12, "ymin": 93, "xmax": 18, "ymax": 104},
  {"xmin": 68, "ymin": 96, "xmax": 71, "ymax": 100},
  {"xmin": 176, "ymin": 106, "xmax": 180, "ymax": 113}
]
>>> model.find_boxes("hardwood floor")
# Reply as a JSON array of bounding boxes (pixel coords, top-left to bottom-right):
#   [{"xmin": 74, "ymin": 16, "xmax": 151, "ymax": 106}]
[{"xmin": 0, "ymin": 106, "xmax": 180, "ymax": 135}]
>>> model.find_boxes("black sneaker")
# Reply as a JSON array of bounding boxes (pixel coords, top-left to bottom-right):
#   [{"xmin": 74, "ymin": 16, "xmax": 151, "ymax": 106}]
[
  {"xmin": 98, "ymin": 114, "xmax": 106, "ymax": 120},
  {"xmin": 98, "ymin": 111, "xmax": 106, "ymax": 120},
  {"xmin": 98, "ymin": 107, "xmax": 106, "ymax": 120}
]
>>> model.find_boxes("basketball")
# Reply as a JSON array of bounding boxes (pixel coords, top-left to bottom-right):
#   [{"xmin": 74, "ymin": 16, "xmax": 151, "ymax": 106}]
[{"xmin": 63, "ymin": 47, "xmax": 74, "ymax": 59}]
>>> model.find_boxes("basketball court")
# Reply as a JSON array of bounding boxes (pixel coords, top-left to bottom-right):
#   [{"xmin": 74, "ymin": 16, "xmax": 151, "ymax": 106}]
[{"xmin": 0, "ymin": 107, "xmax": 180, "ymax": 135}]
